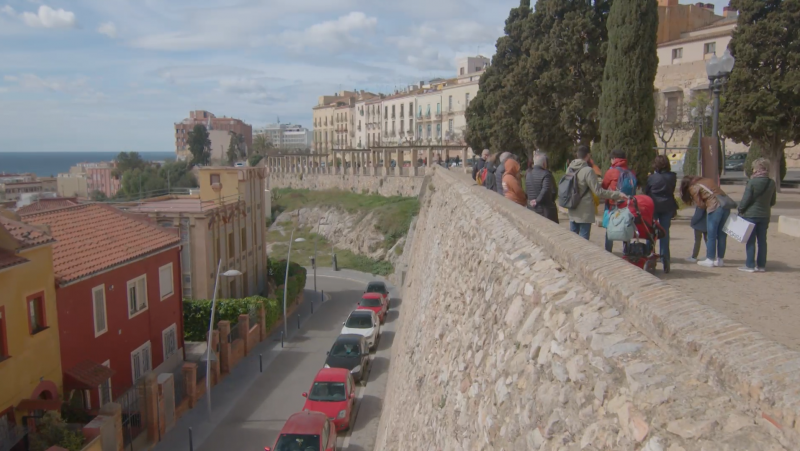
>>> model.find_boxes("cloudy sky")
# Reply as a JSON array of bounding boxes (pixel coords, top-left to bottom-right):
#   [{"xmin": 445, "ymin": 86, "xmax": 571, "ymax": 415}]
[{"xmin": 0, "ymin": 0, "xmax": 731, "ymax": 153}]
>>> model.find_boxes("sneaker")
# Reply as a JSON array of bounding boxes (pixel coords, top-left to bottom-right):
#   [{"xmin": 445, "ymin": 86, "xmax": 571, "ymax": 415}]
[
  {"xmin": 685, "ymin": 257, "xmax": 698, "ymax": 263},
  {"xmin": 697, "ymin": 259, "xmax": 715, "ymax": 267},
  {"xmin": 756, "ymin": 267, "xmax": 766, "ymax": 273},
  {"xmin": 738, "ymin": 267, "xmax": 756, "ymax": 273},
  {"xmin": 715, "ymin": 258, "xmax": 724, "ymax": 267}
]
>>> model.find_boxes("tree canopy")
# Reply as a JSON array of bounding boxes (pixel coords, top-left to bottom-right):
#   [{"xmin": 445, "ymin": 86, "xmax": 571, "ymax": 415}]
[
  {"xmin": 116, "ymin": 160, "xmax": 197, "ymax": 200},
  {"xmin": 113, "ymin": 151, "xmax": 146, "ymax": 177},
  {"xmin": 188, "ymin": 124, "xmax": 211, "ymax": 165},
  {"xmin": 720, "ymin": 0, "xmax": 800, "ymax": 188}
]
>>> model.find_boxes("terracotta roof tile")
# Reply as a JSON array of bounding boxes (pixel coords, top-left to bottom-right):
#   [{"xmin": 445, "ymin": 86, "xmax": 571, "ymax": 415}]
[
  {"xmin": 64, "ymin": 360, "xmax": 116, "ymax": 389},
  {"xmin": 0, "ymin": 248, "xmax": 29, "ymax": 271},
  {"xmin": 0, "ymin": 215, "xmax": 55, "ymax": 249},
  {"xmin": 16, "ymin": 198, "xmax": 80, "ymax": 216},
  {"xmin": 24, "ymin": 204, "xmax": 181, "ymax": 284}
]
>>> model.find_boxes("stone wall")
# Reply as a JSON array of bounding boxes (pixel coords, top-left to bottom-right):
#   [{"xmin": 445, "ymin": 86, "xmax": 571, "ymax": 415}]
[
  {"xmin": 269, "ymin": 172, "xmax": 426, "ymax": 198},
  {"xmin": 374, "ymin": 167, "xmax": 800, "ymax": 451}
]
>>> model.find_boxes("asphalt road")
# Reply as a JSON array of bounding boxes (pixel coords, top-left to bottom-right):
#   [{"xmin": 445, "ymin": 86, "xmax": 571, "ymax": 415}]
[{"xmin": 153, "ymin": 269, "xmax": 398, "ymax": 451}]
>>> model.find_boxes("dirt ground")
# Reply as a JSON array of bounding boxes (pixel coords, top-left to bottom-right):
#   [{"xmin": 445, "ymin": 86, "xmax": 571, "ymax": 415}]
[{"xmin": 558, "ymin": 184, "xmax": 800, "ymax": 351}]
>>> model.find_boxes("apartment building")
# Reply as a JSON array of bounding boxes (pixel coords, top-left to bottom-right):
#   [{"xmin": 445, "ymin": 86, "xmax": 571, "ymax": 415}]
[
  {"xmin": 364, "ymin": 97, "xmax": 383, "ymax": 149},
  {"xmin": 57, "ymin": 162, "xmax": 120, "ymax": 198},
  {"xmin": 123, "ymin": 166, "xmax": 268, "ymax": 300},
  {"xmin": 334, "ymin": 103, "xmax": 355, "ymax": 150},
  {"xmin": 255, "ymin": 123, "xmax": 313, "ymax": 151},
  {"xmin": 0, "ymin": 178, "xmax": 57, "ymax": 202},
  {"xmin": 657, "ymin": 0, "xmax": 723, "ymax": 44},
  {"xmin": 175, "ymin": 110, "xmax": 253, "ymax": 160}
]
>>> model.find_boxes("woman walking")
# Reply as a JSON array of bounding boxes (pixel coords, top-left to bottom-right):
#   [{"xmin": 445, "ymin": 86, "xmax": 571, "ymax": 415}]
[
  {"xmin": 525, "ymin": 152, "xmax": 559, "ymax": 223},
  {"xmin": 645, "ymin": 155, "xmax": 678, "ymax": 273},
  {"xmin": 738, "ymin": 158, "xmax": 777, "ymax": 273},
  {"xmin": 680, "ymin": 176, "xmax": 734, "ymax": 267}
]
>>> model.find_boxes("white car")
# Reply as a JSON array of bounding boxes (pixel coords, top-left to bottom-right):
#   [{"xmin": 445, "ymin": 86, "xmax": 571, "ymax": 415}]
[{"xmin": 341, "ymin": 310, "xmax": 380, "ymax": 351}]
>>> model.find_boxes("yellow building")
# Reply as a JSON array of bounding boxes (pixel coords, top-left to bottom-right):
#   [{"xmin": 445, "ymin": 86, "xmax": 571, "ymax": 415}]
[{"xmin": 0, "ymin": 213, "xmax": 63, "ymax": 439}]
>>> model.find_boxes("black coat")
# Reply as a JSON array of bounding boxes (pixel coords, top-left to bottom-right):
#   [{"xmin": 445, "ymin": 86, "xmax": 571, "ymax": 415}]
[
  {"xmin": 645, "ymin": 170, "xmax": 678, "ymax": 214},
  {"xmin": 525, "ymin": 165, "xmax": 559, "ymax": 223},
  {"xmin": 472, "ymin": 158, "xmax": 485, "ymax": 181},
  {"xmin": 483, "ymin": 160, "xmax": 497, "ymax": 191}
]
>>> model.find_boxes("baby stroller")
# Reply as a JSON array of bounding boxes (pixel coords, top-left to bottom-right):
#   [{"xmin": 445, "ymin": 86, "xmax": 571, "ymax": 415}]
[{"xmin": 621, "ymin": 195, "xmax": 666, "ymax": 274}]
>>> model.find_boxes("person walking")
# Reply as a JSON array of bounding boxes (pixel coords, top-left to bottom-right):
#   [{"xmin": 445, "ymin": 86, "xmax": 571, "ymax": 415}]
[
  {"xmin": 645, "ymin": 155, "xmax": 678, "ymax": 273},
  {"xmin": 495, "ymin": 152, "xmax": 513, "ymax": 195},
  {"xmin": 680, "ymin": 176, "xmax": 734, "ymax": 267},
  {"xmin": 601, "ymin": 149, "xmax": 637, "ymax": 252},
  {"xmin": 472, "ymin": 149, "xmax": 489, "ymax": 182},
  {"xmin": 483, "ymin": 154, "xmax": 498, "ymax": 192},
  {"xmin": 566, "ymin": 145, "xmax": 627, "ymax": 239},
  {"xmin": 502, "ymin": 158, "xmax": 527, "ymax": 206},
  {"xmin": 686, "ymin": 207, "xmax": 708, "ymax": 262},
  {"xmin": 737, "ymin": 158, "xmax": 777, "ymax": 273},
  {"xmin": 526, "ymin": 152, "xmax": 559, "ymax": 223}
]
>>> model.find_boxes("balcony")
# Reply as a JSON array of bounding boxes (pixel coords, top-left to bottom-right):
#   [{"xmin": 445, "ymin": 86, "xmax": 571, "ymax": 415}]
[
  {"xmin": 390, "ymin": 131, "xmax": 396, "ymax": 137},
  {"xmin": 435, "ymin": 112, "xmax": 443, "ymax": 119},
  {"xmin": 425, "ymin": 112, "xmax": 431, "ymax": 119},
  {"xmin": 391, "ymin": 114, "xmax": 396, "ymax": 119},
  {"xmin": 357, "ymin": 125, "xmax": 361, "ymax": 131}
]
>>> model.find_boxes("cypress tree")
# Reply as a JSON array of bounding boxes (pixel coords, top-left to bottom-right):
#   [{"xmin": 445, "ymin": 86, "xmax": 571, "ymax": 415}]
[{"xmin": 598, "ymin": 0, "xmax": 658, "ymax": 183}]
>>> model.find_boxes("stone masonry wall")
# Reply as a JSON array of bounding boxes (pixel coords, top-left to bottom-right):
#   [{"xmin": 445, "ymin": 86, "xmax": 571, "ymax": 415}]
[
  {"xmin": 374, "ymin": 167, "xmax": 800, "ymax": 451},
  {"xmin": 269, "ymin": 172, "xmax": 426, "ymax": 198}
]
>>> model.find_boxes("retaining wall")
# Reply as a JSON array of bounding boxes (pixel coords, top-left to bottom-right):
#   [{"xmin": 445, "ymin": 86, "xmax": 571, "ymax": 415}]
[
  {"xmin": 373, "ymin": 167, "xmax": 799, "ymax": 450},
  {"xmin": 269, "ymin": 172, "xmax": 426, "ymax": 197}
]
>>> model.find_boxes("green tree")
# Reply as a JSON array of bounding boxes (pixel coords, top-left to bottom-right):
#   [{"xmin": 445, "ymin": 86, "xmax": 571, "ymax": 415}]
[
  {"xmin": 113, "ymin": 151, "xmax": 146, "ymax": 178},
  {"xmin": 720, "ymin": 0, "xmax": 800, "ymax": 192},
  {"xmin": 598, "ymin": 0, "xmax": 659, "ymax": 183},
  {"xmin": 89, "ymin": 190, "xmax": 108, "ymax": 202},
  {"xmin": 159, "ymin": 160, "xmax": 198, "ymax": 189},
  {"xmin": 744, "ymin": 142, "xmax": 787, "ymax": 180},
  {"xmin": 249, "ymin": 154, "xmax": 264, "ymax": 167},
  {"xmin": 188, "ymin": 124, "xmax": 211, "ymax": 165},
  {"xmin": 227, "ymin": 132, "xmax": 240, "ymax": 165},
  {"xmin": 117, "ymin": 167, "xmax": 166, "ymax": 200},
  {"xmin": 252, "ymin": 133, "xmax": 274, "ymax": 155}
]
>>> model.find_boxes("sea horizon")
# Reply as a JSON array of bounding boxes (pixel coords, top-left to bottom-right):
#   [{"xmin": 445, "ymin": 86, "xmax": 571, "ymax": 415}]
[{"xmin": 0, "ymin": 151, "xmax": 177, "ymax": 177}]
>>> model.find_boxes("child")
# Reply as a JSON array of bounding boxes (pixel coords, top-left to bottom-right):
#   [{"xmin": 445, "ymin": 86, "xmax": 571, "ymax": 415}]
[{"xmin": 686, "ymin": 207, "xmax": 708, "ymax": 262}]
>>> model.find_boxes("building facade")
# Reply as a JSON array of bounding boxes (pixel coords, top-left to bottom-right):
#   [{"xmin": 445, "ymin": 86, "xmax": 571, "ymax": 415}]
[
  {"xmin": 0, "ymin": 215, "xmax": 63, "ymax": 440},
  {"xmin": 254, "ymin": 123, "xmax": 313, "ymax": 151},
  {"xmin": 22, "ymin": 204, "xmax": 183, "ymax": 410},
  {"xmin": 57, "ymin": 173, "xmax": 89, "ymax": 198},
  {"xmin": 0, "ymin": 178, "xmax": 57, "ymax": 202},
  {"xmin": 334, "ymin": 103, "xmax": 355, "ymax": 150},
  {"xmin": 175, "ymin": 110, "xmax": 253, "ymax": 160}
]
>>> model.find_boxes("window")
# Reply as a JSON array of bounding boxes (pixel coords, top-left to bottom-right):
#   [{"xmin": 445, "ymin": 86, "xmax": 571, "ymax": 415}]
[
  {"xmin": 27, "ymin": 293, "xmax": 46, "ymax": 334},
  {"xmin": 158, "ymin": 264, "xmax": 174, "ymax": 300},
  {"xmin": 465, "ymin": 93, "xmax": 470, "ymax": 106},
  {"xmin": 98, "ymin": 360, "xmax": 112, "ymax": 406},
  {"xmin": 448, "ymin": 119, "xmax": 454, "ymax": 132},
  {"xmin": 426, "ymin": 124, "xmax": 431, "ymax": 138},
  {"xmin": 210, "ymin": 173, "xmax": 220, "ymax": 185},
  {"xmin": 448, "ymin": 96, "xmax": 453, "ymax": 111},
  {"xmin": 127, "ymin": 275, "xmax": 148, "ymax": 317},
  {"xmin": 704, "ymin": 42, "xmax": 716, "ymax": 55},
  {"xmin": 92, "ymin": 285, "xmax": 108, "ymax": 336},
  {"xmin": 460, "ymin": 67, "xmax": 465, "ymax": 75},
  {"xmin": 228, "ymin": 232, "xmax": 234, "ymax": 259},
  {"xmin": 131, "ymin": 341, "xmax": 152, "ymax": 382},
  {"xmin": 240, "ymin": 227, "xmax": 246, "ymax": 252},
  {"xmin": 672, "ymin": 48, "xmax": 683, "ymax": 60},
  {"xmin": 0, "ymin": 307, "xmax": 8, "ymax": 360},
  {"xmin": 436, "ymin": 123, "xmax": 442, "ymax": 137},
  {"xmin": 384, "ymin": 106, "xmax": 388, "ymax": 117},
  {"xmin": 436, "ymin": 103, "xmax": 440, "ymax": 114},
  {"xmin": 418, "ymin": 124, "xmax": 422, "ymax": 137},
  {"xmin": 162, "ymin": 324, "xmax": 178, "ymax": 361}
]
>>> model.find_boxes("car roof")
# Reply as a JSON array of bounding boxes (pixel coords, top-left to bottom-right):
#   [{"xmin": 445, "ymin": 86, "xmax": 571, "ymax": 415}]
[
  {"xmin": 362, "ymin": 293, "xmax": 383, "ymax": 299},
  {"xmin": 313, "ymin": 367, "xmax": 349, "ymax": 382},
  {"xmin": 335, "ymin": 333, "xmax": 365, "ymax": 344},
  {"xmin": 281, "ymin": 410, "xmax": 328, "ymax": 434},
  {"xmin": 349, "ymin": 309, "xmax": 374, "ymax": 317}
]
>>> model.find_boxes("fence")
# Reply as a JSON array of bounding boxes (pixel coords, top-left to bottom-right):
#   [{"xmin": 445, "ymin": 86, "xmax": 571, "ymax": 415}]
[{"xmin": 117, "ymin": 380, "xmax": 148, "ymax": 450}]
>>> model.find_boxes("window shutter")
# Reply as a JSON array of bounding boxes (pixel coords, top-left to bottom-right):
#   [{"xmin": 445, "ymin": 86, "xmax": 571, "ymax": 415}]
[
  {"xmin": 143, "ymin": 345, "xmax": 151, "ymax": 373},
  {"xmin": 93, "ymin": 288, "xmax": 106, "ymax": 333},
  {"xmin": 137, "ymin": 278, "xmax": 147, "ymax": 309},
  {"xmin": 159, "ymin": 265, "xmax": 173, "ymax": 299},
  {"xmin": 132, "ymin": 352, "xmax": 141, "ymax": 381},
  {"xmin": 128, "ymin": 285, "xmax": 137, "ymax": 314}
]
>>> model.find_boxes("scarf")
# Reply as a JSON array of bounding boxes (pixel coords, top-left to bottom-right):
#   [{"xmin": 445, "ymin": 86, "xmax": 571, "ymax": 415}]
[{"xmin": 752, "ymin": 169, "xmax": 768, "ymax": 178}]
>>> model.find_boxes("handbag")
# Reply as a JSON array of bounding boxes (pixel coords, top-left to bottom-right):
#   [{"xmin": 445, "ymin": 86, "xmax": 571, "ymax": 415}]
[
  {"xmin": 606, "ymin": 206, "xmax": 635, "ymax": 242},
  {"xmin": 699, "ymin": 184, "xmax": 737, "ymax": 210}
]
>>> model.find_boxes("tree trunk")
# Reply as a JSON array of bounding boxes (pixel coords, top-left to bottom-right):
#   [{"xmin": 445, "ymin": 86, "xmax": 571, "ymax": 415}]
[{"xmin": 764, "ymin": 142, "xmax": 785, "ymax": 193}]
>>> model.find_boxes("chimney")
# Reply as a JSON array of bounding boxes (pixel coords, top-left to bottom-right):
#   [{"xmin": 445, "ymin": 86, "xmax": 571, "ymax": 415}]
[
  {"xmin": 723, "ymin": 6, "xmax": 736, "ymax": 17},
  {"xmin": 705, "ymin": 3, "xmax": 714, "ymax": 10}
]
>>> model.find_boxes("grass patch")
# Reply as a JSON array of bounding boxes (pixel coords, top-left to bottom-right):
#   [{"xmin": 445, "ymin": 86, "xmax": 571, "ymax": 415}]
[{"xmin": 273, "ymin": 188, "xmax": 419, "ymax": 250}]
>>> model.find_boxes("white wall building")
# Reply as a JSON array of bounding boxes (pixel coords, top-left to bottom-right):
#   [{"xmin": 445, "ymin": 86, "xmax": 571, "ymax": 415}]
[{"xmin": 254, "ymin": 123, "xmax": 313, "ymax": 150}]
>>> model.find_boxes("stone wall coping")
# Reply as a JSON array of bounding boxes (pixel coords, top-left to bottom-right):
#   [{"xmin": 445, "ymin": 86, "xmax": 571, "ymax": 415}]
[{"xmin": 435, "ymin": 167, "xmax": 800, "ymax": 442}]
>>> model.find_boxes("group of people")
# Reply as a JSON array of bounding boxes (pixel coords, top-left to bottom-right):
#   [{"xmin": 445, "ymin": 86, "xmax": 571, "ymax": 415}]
[{"xmin": 471, "ymin": 146, "xmax": 777, "ymax": 273}]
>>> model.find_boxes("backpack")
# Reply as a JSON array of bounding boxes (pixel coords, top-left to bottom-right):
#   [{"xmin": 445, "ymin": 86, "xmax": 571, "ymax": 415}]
[
  {"xmin": 476, "ymin": 168, "xmax": 488, "ymax": 185},
  {"xmin": 558, "ymin": 168, "xmax": 589, "ymax": 209},
  {"xmin": 615, "ymin": 167, "xmax": 637, "ymax": 196},
  {"xmin": 605, "ymin": 206, "xmax": 635, "ymax": 242}
]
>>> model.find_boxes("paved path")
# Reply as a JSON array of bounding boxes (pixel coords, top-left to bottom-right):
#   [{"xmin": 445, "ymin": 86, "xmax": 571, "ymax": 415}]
[{"xmin": 154, "ymin": 268, "xmax": 398, "ymax": 451}]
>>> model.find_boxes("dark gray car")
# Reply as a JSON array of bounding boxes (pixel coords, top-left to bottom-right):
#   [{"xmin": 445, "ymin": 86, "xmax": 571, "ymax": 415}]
[{"xmin": 324, "ymin": 334, "xmax": 369, "ymax": 383}]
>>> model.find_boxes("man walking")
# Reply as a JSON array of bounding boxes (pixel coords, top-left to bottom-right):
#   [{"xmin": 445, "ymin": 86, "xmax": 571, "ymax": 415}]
[
  {"xmin": 495, "ymin": 152, "xmax": 513, "ymax": 195},
  {"xmin": 472, "ymin": 149, "xmax": 489, "ymax": 182},
  {"xmin": 565, "ymin": 145, "xmax": 627, "ymax": 239},
  {"xmin": 526, "ymin": 152, "xmax": 559, "ymax": 223}
]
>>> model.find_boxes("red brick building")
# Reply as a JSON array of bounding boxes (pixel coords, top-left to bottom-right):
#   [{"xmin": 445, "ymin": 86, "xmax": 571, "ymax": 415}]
[
  {"xmin": 23, "ymin": 204, "xmax": 183, "ymax": 409},
  {"xmin": 174, "ymin": 110, "xmax": 253, "ymax": 158}
]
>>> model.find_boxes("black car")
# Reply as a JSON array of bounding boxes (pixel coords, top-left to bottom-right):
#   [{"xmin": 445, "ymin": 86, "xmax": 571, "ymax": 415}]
[
  {"xmin": 365, "ymin": 281, "xmax": 390, "ymax": 310},
  {"xmin": 324, "ymin": 334, "xmax": 369, "ymax": 383},
  {"xmin": 725, "ymin": 153, "xmax": 747, "ymax": 171}
]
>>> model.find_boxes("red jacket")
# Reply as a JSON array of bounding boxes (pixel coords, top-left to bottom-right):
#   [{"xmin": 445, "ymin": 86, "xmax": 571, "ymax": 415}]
[{"xmin": 602, "ymin": 159, "xmax": 633, "ymax": 191}]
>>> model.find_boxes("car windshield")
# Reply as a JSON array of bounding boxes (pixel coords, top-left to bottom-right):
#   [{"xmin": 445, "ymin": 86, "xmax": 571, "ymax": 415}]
[
  {"xmin": 274, "ymin": 434, "xmax": 320, "ymax": 451},
  {"xmin": 366, "ymin": 283, "xmax": 387, "ymax": 294},
  {"xmin": 308, "ymin": 382, "xmax": 346, "ymax": 402},
  {"xmin": 330, "ymin": 342, "xmax": 361, "ymax": 358},
  {"xmin": 360, "ymin": 297, "xmax": 382, "ymax": 307},
  {"xmin": 345, "ymin": 315, "xmax": 373, "ymax": 329}
]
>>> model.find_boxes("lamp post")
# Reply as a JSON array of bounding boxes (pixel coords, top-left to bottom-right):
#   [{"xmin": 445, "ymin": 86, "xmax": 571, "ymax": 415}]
[
  {"xmin": 283, "ymin": 232, "xmax": 305, "ymax": 338},
  {"xmin": 705, "ymin": 48, "xmax": 735, "ymax": 180},
  {"xmin": 205, "ymin": 262, "xmax": 242, "ymax": 419},
  {"xmin": 691, "ymin": 105, "xmax": 713, "ymax": 176}
]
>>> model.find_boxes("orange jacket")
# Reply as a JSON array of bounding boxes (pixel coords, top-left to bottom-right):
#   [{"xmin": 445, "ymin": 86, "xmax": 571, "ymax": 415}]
[{"xmin": 502, "ymin": 159, "xmax": 526, "ymax": 206}]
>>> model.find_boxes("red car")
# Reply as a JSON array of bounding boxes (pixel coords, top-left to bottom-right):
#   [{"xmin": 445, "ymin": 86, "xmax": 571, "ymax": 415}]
[
  {"xmin": 302, "ymin": 368, "xmax": 356, "ymax": 431},
  {"xmin": 365, "ymin": 281, "xmax": 390, "ymax": 309},
  {"xmin": 265, "ymin": 410, "xmax": 338, "ymax": 451},
  {"xmin": 357, "ymin": 293, "xmax": 387, "ymax": 324}
]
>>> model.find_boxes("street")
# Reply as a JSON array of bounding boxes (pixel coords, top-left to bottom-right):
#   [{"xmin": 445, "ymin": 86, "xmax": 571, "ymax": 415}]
[{"xmin": 151, "ymin": 268, "xmax": 398, "ymax": 451}]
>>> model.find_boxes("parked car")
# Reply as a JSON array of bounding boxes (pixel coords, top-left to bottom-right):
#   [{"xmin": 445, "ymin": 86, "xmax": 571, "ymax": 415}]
[
  {"xmin": 357, "ymin": 293, "xmax": 387, "ymax": 324},
  {"xmin": 265, "ymin": 410, "xmax": 338, "ymax": 451},
  {"xmin": 302, "ymin": 368, "xmax": 357, "ymax": 431},
  {"xmin": 340, "ymin": 310, "xmax": 380, "ymax": 351},
  {"xmin": 725, "ymin": 152, "xmax": 747, "ymax": 171},
  {"xmin": 365, "ymin": 281, "xmax": 390, "ymax": 309},
  {"xmin": 323, "ymin": 334, "xmax": 370, "ymax": 383}
]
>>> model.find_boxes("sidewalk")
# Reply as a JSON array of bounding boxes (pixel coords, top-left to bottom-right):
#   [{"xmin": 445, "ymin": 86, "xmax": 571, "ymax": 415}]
[{"xmin": 559, "ymin": 184, "xmax": 800, "ymax": 351}]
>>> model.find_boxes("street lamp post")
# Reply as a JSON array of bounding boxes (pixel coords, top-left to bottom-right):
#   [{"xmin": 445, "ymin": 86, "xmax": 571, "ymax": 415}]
[
  {"xmin": 705, "ymin": 49, "xmax": 735, "ymax": 181},
  {"xmin": 283, "ymin": 232, "xmax": 305, "ymax": 338},
  {"xmin": 205, "ymin": 262, "xmax": 242, "ymax": 419}
]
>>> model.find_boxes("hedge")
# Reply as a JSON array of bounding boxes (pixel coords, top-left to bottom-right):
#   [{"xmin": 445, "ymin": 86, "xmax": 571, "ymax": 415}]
[{"xmin": 183, "ymin": 296, "xmax": 281, "ymax": 342}]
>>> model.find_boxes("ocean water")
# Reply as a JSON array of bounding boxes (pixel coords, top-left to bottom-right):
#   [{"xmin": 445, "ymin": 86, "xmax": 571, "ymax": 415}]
[{"xmin": 0, "ymin": 152, "xmax": 177, "ymax": 177}]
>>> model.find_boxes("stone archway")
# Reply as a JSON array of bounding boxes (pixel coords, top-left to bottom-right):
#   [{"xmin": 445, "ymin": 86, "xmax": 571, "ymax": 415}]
[{"xmin": 30, "ymin": 380, "xmax": 58, "ymax": 401}]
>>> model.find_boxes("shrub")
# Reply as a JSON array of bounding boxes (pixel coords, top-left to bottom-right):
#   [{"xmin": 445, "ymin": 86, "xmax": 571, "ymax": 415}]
[
  {"xmin": 29, "ymin": 412, "xmax": 85, "ymax": 451},
  {"xmin": 183, "ymin": 296, "xmax": 280, "ymax": 341},
  {"xmin": 744, "ymin": 142, "xmax": 786, "ymax": 180}
]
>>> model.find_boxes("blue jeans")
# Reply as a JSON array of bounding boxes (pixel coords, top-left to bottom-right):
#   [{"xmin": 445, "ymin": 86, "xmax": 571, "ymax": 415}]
[
  {"xmin": 706, "ymin": 208, "xmax": 730, "ymax": 260},
  {"xmin": 570, "ymin": 221, "xmax": 592, "ymax": 240},
  {"xmin": 653, "ymin": 211, "xmax": 672, "ymax": 263},
  {"xmin": 743, "ymin": 217, "xmax": 769, "ymax": 269}
]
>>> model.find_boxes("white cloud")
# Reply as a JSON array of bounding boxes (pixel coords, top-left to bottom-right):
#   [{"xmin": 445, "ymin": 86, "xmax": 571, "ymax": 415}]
[
  {"xmin": 218, "ymin": 78, "xmax": 283, "ymax": 105},
  {"xmin": 281, "ymin": 12, "xmax": 377, "ymax": 53},
  {"xmin": 21, "ymin": 5, "xmax": 77, "ymax": 29},
  {"xmin": 1, "ymin": 5, "xmax": 15, "ymax": 16},
  {"xmin": 388, "ymin": 20, "xmax": 500, "ymax": 71},
  {"xmin": 3, "ymin": 73, "xmax": 104, "ymax": 101},
  {"xmin": 97, "ymin": 21, "xmax": 117, "ymax": 38}
]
